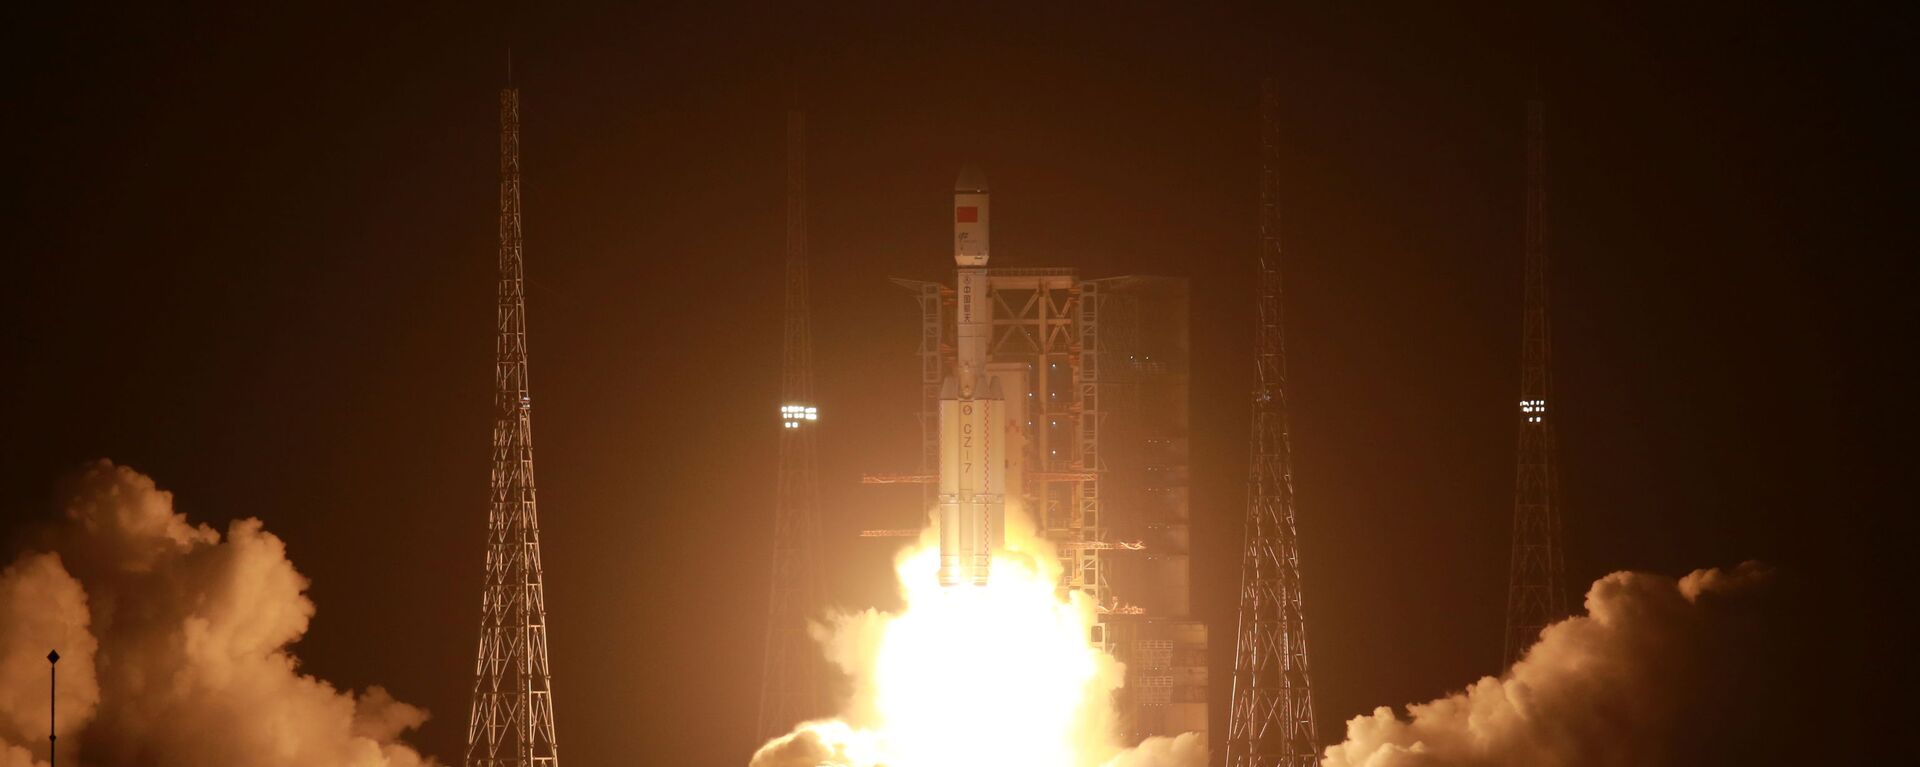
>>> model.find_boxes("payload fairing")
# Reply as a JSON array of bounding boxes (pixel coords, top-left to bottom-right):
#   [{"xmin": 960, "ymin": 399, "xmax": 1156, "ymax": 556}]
[{"xmin": 938, "ymin": 168, "xmax": 1007, "ymax": 586}]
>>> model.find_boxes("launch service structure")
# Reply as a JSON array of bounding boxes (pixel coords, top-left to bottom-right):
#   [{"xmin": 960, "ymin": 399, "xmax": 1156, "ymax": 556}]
[{"xmin": 882, "ymin": 168, "xmax": 1208, "ymax": 741}]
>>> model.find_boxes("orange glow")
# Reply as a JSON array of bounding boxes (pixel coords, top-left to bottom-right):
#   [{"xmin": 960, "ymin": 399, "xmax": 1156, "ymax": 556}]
[{"xmin": 752, "ymin": 511, "xmax": 1135, "ymax": 767}]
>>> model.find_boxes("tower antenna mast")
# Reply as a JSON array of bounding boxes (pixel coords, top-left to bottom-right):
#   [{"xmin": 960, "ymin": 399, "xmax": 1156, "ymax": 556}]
[
  {"xmin": 466, "ymin": 83, "xmax": 561, "ymax": 767},
  {"xmin": 1224, "ymin": 77, "xmax": 1322, "ymax": 767},
  {"xmin": 1503, "ymin": 98, "xmax": 1568, "ymax": 666},
  {"xmin": 757, "ymin": 107, "xmax": 826, "ymax": 740}
]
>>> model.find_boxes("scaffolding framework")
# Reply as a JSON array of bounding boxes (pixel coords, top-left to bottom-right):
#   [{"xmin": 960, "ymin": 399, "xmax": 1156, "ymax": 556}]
[
  {"xmin": 892, "ymin": 270, "xmax": 1205, "ymax": 733},
  {"xmin": 1074, "ymin": 279, "xmax": 1107, "ymax": 608},
  {"xmin": 897, "ymin": 269, "xmax": 1121, "ymax": 611},
  {"xmin": 1224, "ymin": 78, "xmax": 1320, "ymax": 767},
  {"xmin": 466, "ymin": 86, "xmax": 561, "ymax": 767},
  {"xmin": 758, "ymin": 109, "xmax": 827, "ymax": 741},
  {"xmin": 1503, "ymin": 99, "xmax": 1568, "ymax": 667},
  {"xmin": 895, "ymin": 277, "xmax": 950, "ymax": 511}
]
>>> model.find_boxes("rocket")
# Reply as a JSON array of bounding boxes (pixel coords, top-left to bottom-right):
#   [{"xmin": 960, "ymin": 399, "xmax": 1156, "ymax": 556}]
[{"xmin": 939, "ymin": 167, "xmax": 1006, "ymax": 587}]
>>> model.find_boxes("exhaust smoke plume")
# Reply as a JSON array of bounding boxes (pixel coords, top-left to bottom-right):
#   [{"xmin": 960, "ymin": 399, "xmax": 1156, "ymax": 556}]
[
  {"xmin": 1324, "ymin": 561, "xmax": 1796, "ymax": 767},
  {"xmin": 750, "ymin": 509, "xmax": 1203, "ymax": 767},
  {"xmin": 0, "ymin": 461, "xmax": 435, "ymax": 767}
]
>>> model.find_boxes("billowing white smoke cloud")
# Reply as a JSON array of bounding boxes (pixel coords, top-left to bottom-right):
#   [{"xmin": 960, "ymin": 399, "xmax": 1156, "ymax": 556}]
[
  {"xmin": 1324, "ymin": 562, "xmax": 1789, "ymax": 767},
  {"xmin": 0, "ymin": 460, "xmax": 435, "ymax": 766},
  {"xmin": 1098, "ymin": 732, "xmax": 1206, "ymax": 767},
  {"xmin": 0, "ymin": 553, "xmax": 98, "ymax": 767}
]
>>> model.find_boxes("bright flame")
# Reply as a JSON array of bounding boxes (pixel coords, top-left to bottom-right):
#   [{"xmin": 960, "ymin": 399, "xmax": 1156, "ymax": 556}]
[
  {"xmin": 751, "ymin": 510, "xmax": 1205, "ymax": 767},
  {"xmin": 870, "ymin": 539, "xmax": 1106, "ymax": 767}
]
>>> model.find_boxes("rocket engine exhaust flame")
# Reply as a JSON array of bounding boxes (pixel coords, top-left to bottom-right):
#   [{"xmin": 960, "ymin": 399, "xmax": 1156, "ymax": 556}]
[{"xmin": 749, "ymin": 510, "xmax": 1203, "ymax": 767}]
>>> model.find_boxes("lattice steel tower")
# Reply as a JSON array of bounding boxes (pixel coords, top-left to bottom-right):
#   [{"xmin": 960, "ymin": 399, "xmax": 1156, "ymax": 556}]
[
  {"xmin": 466, "ymin": 85, "xmax": 560, "ymax": 767},
  {"xmin": 1224, "ymin": 78, "xmax": 1321, "ymax": 767},
  {"xmin": 1502, "ymin": 99, "xmax": 1568, "ymax": 667},
  {"xmin": 757, "ymin": 108, "xmax": 826, "ymax": 741}
]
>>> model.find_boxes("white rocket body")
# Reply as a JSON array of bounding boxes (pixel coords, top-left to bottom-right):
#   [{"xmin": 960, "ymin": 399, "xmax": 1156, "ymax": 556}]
[{"xmin": 939, "ymin": 169, "xmax": 1005, "ymax": 587}]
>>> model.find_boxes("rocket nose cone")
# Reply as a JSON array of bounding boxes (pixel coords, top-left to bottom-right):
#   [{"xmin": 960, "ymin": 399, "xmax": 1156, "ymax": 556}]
[{"xmin": 955, "ymin": 165, "xmax": 989, "ymax": 193}]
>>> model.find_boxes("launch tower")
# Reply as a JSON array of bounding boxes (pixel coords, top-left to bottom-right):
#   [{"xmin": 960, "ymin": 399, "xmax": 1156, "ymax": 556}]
[
  {"xmin": 1223, "ymin": 78, "xmax": 1321, "ymax": 767},
  {"xmin": 1503, "ymin": 99, "xmax": 1568, "ymax": 666},
  {"xmin": 466, "ymin": 86, "xmax": 562, "ymax": 767},
  {"xmin": 757, "ymin": 109, "xmax": 827, "ymax": 739}
]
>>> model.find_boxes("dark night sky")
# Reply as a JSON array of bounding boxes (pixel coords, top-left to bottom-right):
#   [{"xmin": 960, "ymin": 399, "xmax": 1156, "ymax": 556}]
[{"xmin": 3, "ymin": 2, "xmax": 1904, "ymax": 764}]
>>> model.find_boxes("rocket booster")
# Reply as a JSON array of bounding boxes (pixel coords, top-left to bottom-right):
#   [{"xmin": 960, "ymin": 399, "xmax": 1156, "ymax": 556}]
[{"xmin": 939, "ymin": 168, "xmax": 1005, "ymax": 587}]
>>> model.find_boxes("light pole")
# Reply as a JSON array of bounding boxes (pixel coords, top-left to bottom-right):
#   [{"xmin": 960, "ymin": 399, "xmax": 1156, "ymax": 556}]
[{"xmin": 47, "ymin": 650, "xmax": 58, "ymax": 767}]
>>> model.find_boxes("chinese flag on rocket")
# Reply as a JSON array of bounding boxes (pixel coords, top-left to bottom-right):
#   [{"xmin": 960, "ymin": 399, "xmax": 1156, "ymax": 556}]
[{"xmin": 956, "ymin": 206, "xmax": 979, "ymax": 223}]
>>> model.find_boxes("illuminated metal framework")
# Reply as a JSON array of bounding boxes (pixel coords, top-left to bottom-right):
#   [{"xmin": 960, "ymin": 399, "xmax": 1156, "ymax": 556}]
[
  {"xmin": 758, "ymin": 109, "xmax": 827, "ymax": 740},
  {"xmin": 885, "ymin": 168, "xmax": 1204, "ymax": 736},
  {"xmin": 1225, "ymin": 78, "xmax": 1321, "ymax": 767},
  {"xmin": 898, "ymin": 269, "xmax": 1117, "ymax": 608},
  {"xmin": 890, "ymin": 271, "xmax": 1207, "ymax": 738},
  {"xmin": 1075, "ymin": 279, "xmax": 1109, "ymax": 607},
  {"xmin": 467, "ymin": 86, "xmax": 561, "ymax": 767},
  {"xmin": 904, "ymin": 278, "xmax": 947, "ymax": 511},
  {"xmin": 1503, "ymin": 99, "xmax": 1568, "ymax": 667},
  {"xmin": 894, "ymin": 271, "xmax": 1128, "ymax": 611}
]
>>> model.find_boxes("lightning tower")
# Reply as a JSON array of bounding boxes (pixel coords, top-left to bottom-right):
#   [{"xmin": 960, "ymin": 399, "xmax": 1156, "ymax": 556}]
[
  {"xmin": 1502, "ymin": 99, "xmax": 1567, "ymax": 666},
  {"xmin": 757, "ymin": 108, "xmax": 826, "ymax": 740},
  {"xmin": 466, "ymin": 85, "xmax": 561, "ymax": 767},
  {"xmin": 1224, "ymin": 78, "xmax": 1321, "ymax": 767}
]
